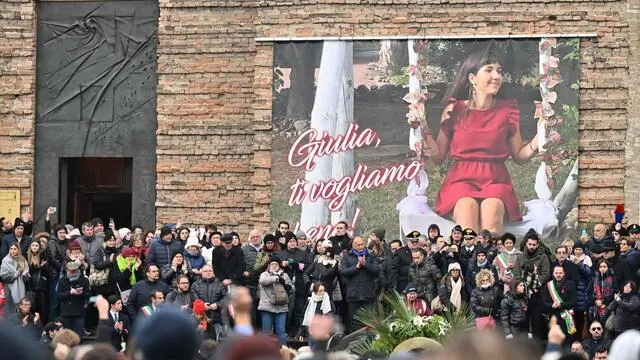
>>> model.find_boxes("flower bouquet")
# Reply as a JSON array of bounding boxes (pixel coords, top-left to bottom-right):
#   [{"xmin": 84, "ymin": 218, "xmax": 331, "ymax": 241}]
[{"xmin": 350, "ymin": 290, "xmax": 474, "ymax": 355}]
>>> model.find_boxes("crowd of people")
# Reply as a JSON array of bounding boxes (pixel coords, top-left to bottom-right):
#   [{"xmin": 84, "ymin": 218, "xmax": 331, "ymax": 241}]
[{"xmin": 1, "ymin": 208, "xmax": 640, "ymax": 360}]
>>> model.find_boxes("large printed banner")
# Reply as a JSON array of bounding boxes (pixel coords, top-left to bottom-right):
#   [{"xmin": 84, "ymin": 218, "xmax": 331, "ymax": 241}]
[{"xmin": 271, "ymin": 39, "xmax": 580, "ymax": 241}]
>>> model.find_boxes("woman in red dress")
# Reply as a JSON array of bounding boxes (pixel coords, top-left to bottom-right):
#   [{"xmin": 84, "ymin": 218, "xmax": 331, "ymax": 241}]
[{"xmin": 423, "ymin": 47, "xmax": 539, "ymax": 233}]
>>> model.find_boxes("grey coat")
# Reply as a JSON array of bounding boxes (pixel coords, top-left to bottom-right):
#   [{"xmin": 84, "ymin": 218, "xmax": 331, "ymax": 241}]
[
  {"xmin": 258, "ymin": 271, "xmax": 292, "ymax": 313},
  {"xmin": 77, "ymin": 236, "xmax": 104, "ymax": 268}
]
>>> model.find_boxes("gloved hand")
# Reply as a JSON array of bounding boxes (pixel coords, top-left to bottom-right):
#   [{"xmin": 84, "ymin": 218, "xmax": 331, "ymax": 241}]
[{"xmin": 278, "ymin": 277, "xmax": 286, "ymax": 285}]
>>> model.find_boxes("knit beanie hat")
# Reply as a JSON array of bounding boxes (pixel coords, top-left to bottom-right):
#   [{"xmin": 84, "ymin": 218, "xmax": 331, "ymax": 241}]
[
  {"xmin": 160, "ymin": 226, "xmax": 172, "ymax": 239},
  {"xmin": 372, "ymin": 228, "xmax": 386, "ymax": 241},
  {"xmin": 263, "ymin": 233, "xmax": 277, "ymax": 245},
  {"xmin": 193, "ymin": 299, "xmax": 206, "ymax": 316}
]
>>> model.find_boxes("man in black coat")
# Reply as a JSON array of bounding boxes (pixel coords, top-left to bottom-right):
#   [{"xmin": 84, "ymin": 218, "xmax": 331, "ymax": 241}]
[
  {"xmin": 9, "ymin": 297, "xmax": 43, "ymax": 340},
  {"xmin": 552, "ymin": 245, "xmax": 579, "ymax": 283},
  {"xmin": 0, "ymin": 218, "xmax": 31, "ymax": 259},
  {"xmin": 541, "ymin": 265, "xmax": 577, "ymax": 344},
  {"xmin": 339, "ymin": 235, "xmax": 379, "ymax": 333},
  {"xmin": 394, "ymin": 231, "xmax": 421, "ymax": 293},
  {"xmin": 212, "ymin": 233, "xmax": 245, "ymax": 286},
  {"xmin": 328, "ymin": 221, "xmax": 351, "ymax": 253},
  {"xmin": 277, "ymin": 232, "xmax": 311, "ymax": 336},
  {"xmin": 105, "ymin": 295, "xmax": 130, "ymax": 351},
  {"xmin": 126, "ymin": 264, "xmax": 169, "ymax": 320}
]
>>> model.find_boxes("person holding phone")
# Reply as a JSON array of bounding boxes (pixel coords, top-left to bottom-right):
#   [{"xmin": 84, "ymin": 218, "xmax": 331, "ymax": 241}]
[{"xmin": 57, "ymin": 261, "xmax": 90, "ymax": 338}]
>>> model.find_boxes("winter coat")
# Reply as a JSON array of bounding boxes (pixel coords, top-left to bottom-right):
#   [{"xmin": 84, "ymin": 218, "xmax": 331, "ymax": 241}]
[
  {"xmin": 394, "ymin": 246, "xmax": 413, "ymax": 285},
  {"xmin": 241, "ymin": 244, "xmax": 262, "ymax": 288},
  {"xmin": 471, "ymin": 286, "xmax": 501, "ymax": 318},
  {"xmin": 328, "ymin": 234, "xmax": 351, "ymax": 253},
  {"xmin": 437, "ymin": 276, "xmax": 469, "ymax": 311},
  {"xmin": 339, "ymin": 250, "xmax": 380, "ymax": 302},
  {"xmin": 147, "ymin": 239, "xmax": 184, "ymax": 269},
  {"xmin": 212, "ymin": 246, "xmax": 244, "ymax": 285},
  {"xmin": 588, "ymin": 270, "xmax": 618, "ymax": 322},
  {"xmin": 466, "ymin": 261, "xmax": 498, "ymax": 296},
  {"xmin": 459, "ymin": 246, "xmax": 476, "ymax": 271},
  {"xmin": 0, "ymin": 234, "xmax": 31, "ymax": 259},
  {"xmin": 126, "ymin": 279, "xmax": 170, "ymax": 317},
  {"xmin": 8, "ymin": 311, "xmax": 43, "ymax": 340},
  {"xmin": 91, "ymin": 246, "xmax": 118, "ymax": 295},
  {"xmin": 434, "ymin": 251, "xmax": 461, "ymax": 276},
  {"xmin": 192, "ymin": 277, "xmax": 228, "ymax": 323},
  {"xmin": 277, "ymin": 248, "xmax": 311, "ymax": 295},
  {"xmin": 377, "ymin": 254, "xmax": 398, "ymax": 294},
  {"xmin": 620, "ymin": 249, "xmax": 640, "ymax": 275},
  {"xmin": 408, "ymin": 258, "xmax": 440, "ymax": 302},
  {"xmin": 476, "ymin": 242, "xmax": 498, "ymax": 264},
  {"xmin": 500, "ymin": 291, "xmax": 529, "ymax": 336},
  {"xmin": 166, "ymin": 289, "xmax": 198, "ymax": 309},
  {"xmin": 254, "ymin": 250, "xmax": 277, "ymax": 275},
  {"xmin": 183, "ymin": 251, "xmax": 206, "ymax": 271},
  {"xmin": 46, "ymin": 236, "xmax": 67, "ymax": 280},
  {"xmin": 606, "ymin": 255, "xmax": 634, "ymax": 286},
  {"xmin": 492, "ymin": 249, "xmax": 521, "ymax": 287},
  {"xmin": 258, "ymin": 271, "xmax": 293, "ymax": 313},
  {"xmin": 304, "ymin": 257, "xmax": 339, "ymax": 296},
  {"xmin": 609, "ymin": 292, "xmax": 640, "ymax": 333},
  {"xmin": 575, "ymin": 261, "xmax": 592, "ymax": 311},
  {"xmin": 513, "ymin": 248, "xmax": 552, "ymax": 288},
  {"xmin": 470, "ymin": 271, "xmax": 501, "ymax": 318},
  {"xmin": 540, "ymin": 280, "xmax": 577, "ymax": 317},
  {"xmin": 160, "ymin": 263, "xmax": 191, "ymax": 286},
  {"xmin": 57, "ymin": 275, "xmax": 91, "ymax": 317},
  {"xmin": 112, "ymin": 259, "xmax": 144, "ymax": 293},
  {"xmin": 76, "ymin": 236, "xmax": 104, "ymax": 268},
  {"xmin": 582, "ymin": 336, "xmax": 612, "ymax": 360}
]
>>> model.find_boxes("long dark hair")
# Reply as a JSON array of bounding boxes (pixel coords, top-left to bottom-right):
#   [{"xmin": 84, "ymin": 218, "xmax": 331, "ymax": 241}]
[{"xmin": 443, "ymin": 43, "xmax": 505, "ymax": 105}]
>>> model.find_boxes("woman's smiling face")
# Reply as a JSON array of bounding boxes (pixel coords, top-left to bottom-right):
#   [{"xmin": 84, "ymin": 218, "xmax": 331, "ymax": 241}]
[{"xmin": 469, "ymin": 63, "xmax": 503, "ymax": 96}]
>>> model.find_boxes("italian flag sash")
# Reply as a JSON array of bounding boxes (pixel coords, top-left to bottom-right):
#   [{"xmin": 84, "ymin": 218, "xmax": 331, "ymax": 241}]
[
  {"xmin": 547, "ymin": 281, "xmax": 576, "ymax": 335},
  {"xmin": 496, "ymin": 253, "xmax": 510, "ymax": 274},
  {"xmin": 140, "ymin": 305, "xmax": 155, "ymax": 317}
]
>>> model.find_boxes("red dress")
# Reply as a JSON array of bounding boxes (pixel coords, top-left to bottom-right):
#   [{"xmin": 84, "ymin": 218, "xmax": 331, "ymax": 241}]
[{"xmin": 435, "ymin": 99, "xmax": 523, "ymax": 222}]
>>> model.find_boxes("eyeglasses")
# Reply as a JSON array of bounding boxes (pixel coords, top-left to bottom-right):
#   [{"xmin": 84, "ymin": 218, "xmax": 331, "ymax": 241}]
[{"xmin": 591, "ymin": 327, "xmax": 602, "ymax": 331}]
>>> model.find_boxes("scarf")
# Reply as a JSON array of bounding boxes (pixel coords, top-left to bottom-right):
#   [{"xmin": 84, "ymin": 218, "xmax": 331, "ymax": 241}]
[
  {"xmin": 351, "ymin": 248, "xmax": 369, "ymax": 258},
  {"xmin": 594, "ymin": 272, "xmax": 614, "ymax": 317},
  {"xmin": 318, "ymin": 255, "xmax": 337, "ymax": 266},
  {"xmin": 0, "ymin": 255, "xmax": 28, "ymax": 304},
  {"xmin": 184, "ymin": 251, "xmax": 206, "ymax": 270},
  {"xmin": 450, "ymin": 277, "xmax": 462, "ymax": 310},
  {"xmin": 302, "ymin": 292, "xmax": 332, "ymax": 326},
  {"xmin": 476, "ymin": 259, "xmax": 488, "ymax": 268},
  {"xmin": 116, "ymin": 255, "xmax": 138, "ymax": 285}
]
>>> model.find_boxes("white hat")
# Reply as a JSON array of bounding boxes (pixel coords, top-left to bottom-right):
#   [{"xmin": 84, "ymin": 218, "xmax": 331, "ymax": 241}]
[
  {"xmin": 321, "ymin": 240, "xmax": 333, "ymax": 249},
  {"xmin": 68, "ymin": 228, "xmax": 81, "ymax": 238},
  {"xmin": 117, "ymin": 228, "xmax": 131, "ymax": 239},
  {"xmin": 447, "ymin": 262, "xmax": 462, "ymax": 273},
  {"xmin": 185, "ymin": 231, "xmax": 201, "ymax": 248}
]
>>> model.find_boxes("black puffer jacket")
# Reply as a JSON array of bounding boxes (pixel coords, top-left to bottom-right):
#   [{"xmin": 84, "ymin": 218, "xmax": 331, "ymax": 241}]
[
  {"xmin": 339, "ymin": 250, "xmax": 379, "ymax": 302},
  {"xmin": 47, "ymin": 236, "xmax": 67, "ymax": 280},
  {"xmin": 192, "ymin": 276, "xmax": 228, "ymax": 323},
  {"xmin": 277, "ymin": 248, "xmax": 311, "ymax": 295},
  {"xmin": 500, "ymin": 291, "xmax": 529, "ymax": 336},
  {"xmin": 408, "ymin": 258, "xmax": 440, "ymax": 302},
  {"xmin": 471, "ymin": 286, "xmax": 501, "ymax": 318}
]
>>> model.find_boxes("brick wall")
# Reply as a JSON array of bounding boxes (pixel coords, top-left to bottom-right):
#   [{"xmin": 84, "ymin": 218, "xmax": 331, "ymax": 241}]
[
  {"xmin": 0, "ymin": 0, "xmax": 35, "ymax": 211},
  {"xmin": 0, "ymin": 0, "xmax": 634, "ymax": 233}
]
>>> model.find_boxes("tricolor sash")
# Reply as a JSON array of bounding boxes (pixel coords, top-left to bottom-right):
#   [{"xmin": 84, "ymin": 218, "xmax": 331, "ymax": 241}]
[
  {"xmin": 547, "ymin": 281, "xmax": 576, "ymax": 335},
  {"xmin": 140, "ymin": 305, "xmax": 155, "ymax": 317},
  {"xmin": 496, "ymin": 253, "xmax": 510, "ymax": 274}
]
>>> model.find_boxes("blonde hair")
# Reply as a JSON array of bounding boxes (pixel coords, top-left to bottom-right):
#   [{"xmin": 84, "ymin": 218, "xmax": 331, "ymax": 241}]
[{"xmin": 8, "ymin": 243, "xmax": 27, "ymax": 271}]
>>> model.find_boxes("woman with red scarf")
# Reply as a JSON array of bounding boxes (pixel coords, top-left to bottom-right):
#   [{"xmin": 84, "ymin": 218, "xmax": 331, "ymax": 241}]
[
  {"xmin": 588, "ymin": 259, "xmax": 618, "ymax": 324},
  {"xmin": 404, "ymin": 284, "xmax": 431, "ymax": 316}
]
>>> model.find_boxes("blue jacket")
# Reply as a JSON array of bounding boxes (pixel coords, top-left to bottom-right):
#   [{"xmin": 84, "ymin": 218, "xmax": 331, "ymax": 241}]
[
  {"xmin": 147, "ymin": 239, "xmax": 184, "ymax": 269},
  {"xmin": 575, "ymin": 260, "xmax": 592, "ymax": 311},
  {"xmin": 0, "ymin": 233, "xmax": 31, "ymax": 259}
]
